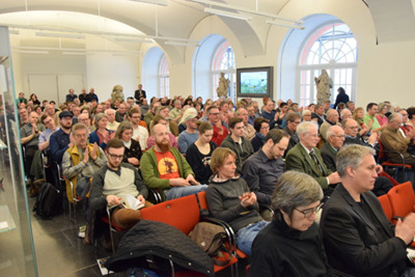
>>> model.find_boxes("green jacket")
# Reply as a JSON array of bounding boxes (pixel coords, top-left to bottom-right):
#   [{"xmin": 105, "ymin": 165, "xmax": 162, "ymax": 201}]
[{"xmin": 141, "ymin": 146, "xmax": 194, "ymax": 190}]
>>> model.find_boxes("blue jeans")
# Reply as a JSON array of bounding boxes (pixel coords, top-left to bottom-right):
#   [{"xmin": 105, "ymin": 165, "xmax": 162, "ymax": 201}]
[
  {"xmin": 235, "ymin": 220, "xmax": 269, "ymax": 256},
  {"xmin": 165, "ymin": 184, "xmax": 208, "ymax": 200}
]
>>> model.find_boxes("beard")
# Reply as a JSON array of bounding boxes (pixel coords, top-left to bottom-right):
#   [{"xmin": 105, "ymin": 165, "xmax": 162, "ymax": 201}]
[{"xmin": 155, "ymin": 138, "xmax": 170, "ymax": 153}]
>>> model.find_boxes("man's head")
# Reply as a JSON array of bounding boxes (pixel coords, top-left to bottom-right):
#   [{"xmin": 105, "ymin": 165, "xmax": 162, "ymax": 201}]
[
  {"xmin": 301, "ymin": 110, "xmax": 312, "ymax": 121},
  {"xmin": 59, "ymin": 111, "xmax": 73, "ymax": 130},
  {"xmin": 19, "ymin": 92, "xmax": 25, "ymax": 98},
  {"xmin": 207, "ymin": 106, "xmax": 220, "ymax": 124},
  {"xmin": 384, "ymin": 101, "xmax": 392, "ymax": 112},
  {"xmin": 342, "ymin": 118, "xmax": 359, "ymax": 137},
  {"xmin": 235, "ymin": 108, "xmax": 248, "ymax": 125},
  {"xmin": 81, "ymin": 88, "xmax": 87, "ymax": 95},
  {"xmin": 346, "ymin": 101, "xmax": 355, "ymax": 111},
  {"xmin": 105, "ymin": 138, "xmax": 125, "ymax": 169},
  {"xmin": 96, "ymin": 104, "xmax": 104, "ymax": 114},
  {"xmin": 264, "ymin": 100, "xmax": 274, "ymax": 113},
  {"xmin": 89, "ymin": 87, "xmax": 95, "ymax": 94},
  {"xmin": 336, "ymin": 144, "xmax": 377, "ymax": 193},
  {"xmin": 174, "ymin": 100, "xmax": 182, "ymax": 110},
  {"xmin": 41, "ymin": 114, "xmax": 55, "ymax": 130},
  {"xmin": 128, "ymin": 108, "xmax": 141, "ymax": 126},
  {"xmin": 68, "ymin": 88, "xmax": 74, "ymax": 95},
  {"xmin": 138, "ymin": 84, "xmax": 143, "ymax": 90},
  {"xmin": 183, "ymin": 113, "xmax": 199, "ymax": 130},
  {"xmin": 340, "ymin": 109, "xmax": 352, "ymax": 121},
  {"xmin": 105, "ymin": 109, "xmax": 116, "ymax": 123},
  {"xmin": 314, "ymin": 104, "xmax": 324, "ymax": 116},
  {"xmin": 45, "ymin": 104, "xmax": 55, "ymax": 117},
  {"xmin": 127, "ymin": 97, "xmax": 135, "ymax": 108},
  {"xmin": 156, "ymin": 106, "xmax": 170, "ymax": 119},
  {"xmin": 78, "ymin": 113, "xmax": 90, "ymax": 127},
  {"xmin": 29, "ymin": 111, "xmax": 39, "ymax": 125},
  {"xmin": 388, "ymin": 113, "xmax": 403, "ymax": 130},
  {"xmin": 326, "ymin": 109, "xmax": 339, "ymax": 124},
  {"xmin": 323, "ymin": 101, "xmax": 331, "ymax": 111},
  {"xmin": 297, "ymin": 122, "xmax": 319, "ymax": 150},
  {"xmin": 286, "ymin": 113, "xmax": 301, "ymax": 133},
  {"xmin": 327, "ymin": 125, "xmax": 345, "ymax": 149},
  {"xmin": 263, "ymin": 129, "xmax": 290, "ymax": 159},
  {"xmin": 228, "ymin": 117, "xmax": 244, "ymax": 139},
  {"xmin": 398, "ymin": 109, "xmax": 409, "ymax": 124},
  {"xmin": 152, "ymin": 123, "xmax": 170, "ymax": 153},
  {"xmin": 118, "ymin": 103, "xmax": 127, "ymax": 114},
  {"xmin": 279, "ymin": 102, "xmax": 288, "ymax": 113},
  {"xmin": 366, "ymin": 103, "xmax": 378, "ymax": 116},
  {"xmin": 19, "ymin": 108, "xmax": 28, "ymax": 120},
  {"xmin": 247, "ymin": 105, "xmax": 255, "ymax": 117},
  {"xmin": 72, "ymin": 123, "xmax": 89, "ymax": 148}
]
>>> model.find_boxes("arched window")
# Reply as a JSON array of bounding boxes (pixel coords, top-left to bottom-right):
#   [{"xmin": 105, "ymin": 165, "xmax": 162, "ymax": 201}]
[
  {"xmin": 159, "ymin": 55, "xmax": 169, "ymax": 98},
  {"xmin": 297, "ymin": 22, "xmax": 357, "ymax": 106},
  {"xmin": 211, "ymin": 41, "xmax": 235, "ymax": 101}
]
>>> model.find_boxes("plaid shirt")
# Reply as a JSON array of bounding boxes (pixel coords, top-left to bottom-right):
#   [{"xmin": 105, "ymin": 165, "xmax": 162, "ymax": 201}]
[{"xmin": 62, "ymin": 145, "xmax": 107, "ymax": 180}]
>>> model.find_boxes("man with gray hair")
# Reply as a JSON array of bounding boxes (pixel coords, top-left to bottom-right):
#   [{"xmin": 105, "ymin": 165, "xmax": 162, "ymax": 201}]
[
  {"xmin": 340, "ymin": 108, "xmax": 352, "ymax": 122},
  {"xmin": 380, "ymin": 112, "xmax": 415, "ymax": 166},
  {"xmin": 321, "ymin": 144, "xmax": 415, "ymax": 276},
  {"xmin": 169, "ymin": 99, "xmax": 183, "ymax": 123},
  {"xmin": 285, "ymin": 121, "xmax": 341, "ymax": 196},
  {"xmin": 235, "ymin": 107, "xmax": 256, "ymax": 140},
  {"xmin": 105, "ymin": 109, "xmax": 119, "ymax": 131},
  {"xmin": 320, "ymin": 125, "xmax": 345, "ymax": 172}
]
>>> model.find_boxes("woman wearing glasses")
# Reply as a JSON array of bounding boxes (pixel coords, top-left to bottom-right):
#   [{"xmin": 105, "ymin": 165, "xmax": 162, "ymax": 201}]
[{"xmin": 250, "ymin": 171, "xmax": 333, "ymax": 276}]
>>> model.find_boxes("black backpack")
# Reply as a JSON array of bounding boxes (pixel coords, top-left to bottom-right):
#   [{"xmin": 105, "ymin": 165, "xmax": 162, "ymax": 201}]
[{"xmin": 33, "ymin": 182, "xmax": 63, "ymax": 219}]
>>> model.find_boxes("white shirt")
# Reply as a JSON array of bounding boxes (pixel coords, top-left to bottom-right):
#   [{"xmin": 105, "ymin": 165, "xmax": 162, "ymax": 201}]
[{"xmin": 133, "ymin": 125, "xmax": 149, "ymax": 150}]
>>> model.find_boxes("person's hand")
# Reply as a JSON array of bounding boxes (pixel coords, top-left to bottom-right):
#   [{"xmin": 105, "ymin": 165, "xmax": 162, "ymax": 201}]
[
  {"xmin": 90, "ymin": 143, "xmax": 98, "ymax": 160},
  {"xmin": 32, "ymin": 124, "xmax": 38, "ymax": 134},
  {"xmin": 83, "ymin": 147, "xmax": 89, "ymax": 163},
  {"xmin": 109, "ymin": 131, "xmax": 116, "ymax": 140},
  {"xmin": 408, "ymin": 128, "xmax": 415, "ymax": 139},
  {"xmin": 128, "ymin": 157, "xmax": 139, "ymax": 166},
  {"xmin": 137, "ymin": 195, "xmax": 145, "ymax": 206},
  {"xmin": 367, "ymin": 132, "xmax": 379, "ymax": 146},
  {"xmin": 328, "ymin": 172, "xmax": 341, "ymax": 184},
  {"xmin": 169, "ymin": 178, "xmax": 190, "ymax": 187},
  {"xmin": 106, "ymin": 195, "xmax": 122, "ymax": 206},
  {"xmin": 186, "ymin": 174, "xmax": 198, "ymax": 185},
  {"xmin": 375, "ymin": 164, "xmax": 383, "ymax": 174},
  {"xmin": 367, "ymin": 119, "xmax": 374, "ymax": 129},
  {"xmin": 395, "ymin": 213, "xmax": 415, "ymax": 244},
  {"xmin": 239, "ymin": 192, "xmax": 257, "ymax": 208},
  {"xmin": 274, "ymin": 112, "xmax": 280, "ymax": 121}
]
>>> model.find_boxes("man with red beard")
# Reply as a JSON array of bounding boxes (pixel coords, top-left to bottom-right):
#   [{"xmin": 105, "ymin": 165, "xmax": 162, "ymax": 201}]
[{"xmin": 141, "ymin": 123, "xmax": 208, "ymax": 200}]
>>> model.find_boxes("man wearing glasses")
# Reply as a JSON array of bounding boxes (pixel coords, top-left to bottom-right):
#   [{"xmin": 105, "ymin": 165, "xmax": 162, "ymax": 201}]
[
  {"xmin": 321, "ymin": 144, "xmax": 415, "ymax": 276},
  {"xmin": 285, "ymin": 121, "xmax": 341, "ymax": 197},
  {"xmin": 342, "ymin": 118, "xmax": 378, "ymax": 148},
  {"xmin": 90, "ymin": 138, "xmax": 150, "ymax": 230}
]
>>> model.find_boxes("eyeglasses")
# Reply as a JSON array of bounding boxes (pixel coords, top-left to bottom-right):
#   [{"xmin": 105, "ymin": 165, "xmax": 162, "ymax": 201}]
[
  {"xmin": 107, "ymin": 153, "xmax": 124, "ymax": 160},
  {"xmin": 333, "ymin": 135, "xmax": 345, "ymax": 138},
  {"xmin": 294, "ymin": 203, "xmax": 324, "ymax": 218},
  {"xmin": 131, "ymin": 116, "xmax": 141, "ymax": 119}
]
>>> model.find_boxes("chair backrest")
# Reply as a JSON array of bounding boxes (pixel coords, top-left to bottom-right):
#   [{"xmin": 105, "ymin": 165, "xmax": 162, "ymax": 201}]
[
  {"xmin": 196, "ymin": 191, "xmax": 209, "ymax": 210},
  {"xmin": 378, "ymin": 171, "xmax": 399, "ymax": 187},
  {"xmin": 377, "ymin": 194, "xmax": 393, "ymax": 222},
  {"xmin": 387, "ymin": 181, "xmax": 415, "ymax": 218},
  {"xmin": 140, "ymin": 194, "xmax": 200, "ymax": 235}
]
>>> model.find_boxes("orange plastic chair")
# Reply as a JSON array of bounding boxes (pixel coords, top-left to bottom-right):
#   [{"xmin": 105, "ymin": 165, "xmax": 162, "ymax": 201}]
[
  {"xmin": 377, "ymin": 194, "xmax": 393, "ymax": 222},
  {"xmin": 387, "ymin": 181, "xmax": 415, "ymax": 220},
  {"xmin": 140, "ymin": 194, "xmax": 239, "ymax": 276}
]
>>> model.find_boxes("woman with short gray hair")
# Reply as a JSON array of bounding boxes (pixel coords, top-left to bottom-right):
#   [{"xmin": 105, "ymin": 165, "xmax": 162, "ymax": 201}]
[{"xmin": 250, "ymin": 171, "xmax": 333, "ymax": 276}]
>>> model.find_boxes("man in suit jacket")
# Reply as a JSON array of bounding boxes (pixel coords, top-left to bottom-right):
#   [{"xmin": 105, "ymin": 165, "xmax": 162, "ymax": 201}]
[
  {"xmin": 320, "ymin": 125, "xmax": 345, "ymax": 172},
  {"xmin": 320, "ymin": 144, "xmax": 415, "ymax": 277},
  {"xmin": 285, "ymin": 121, "xmax": 341, "ymax": 196},
  {"xmin": 134, "ymin": 84, "xmax": 146, "ymax": 103}
]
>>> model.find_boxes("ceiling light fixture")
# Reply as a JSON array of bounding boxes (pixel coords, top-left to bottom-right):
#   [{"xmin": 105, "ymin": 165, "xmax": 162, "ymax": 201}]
[
  {"xmin": 114, "ymin": 37, "xmax": 154, "ymax": 43},
  {"xmin": 165, "ymin": 41, "xmax": 199, "ymax": 47},
  {"xmin": 204, "ymin": 7, "xmax": 252, "ymax": 21},
  {"xmin": 266, "ymin": 20, "xmax": 305, "ymax": 30},
  {"xmin": 129, "ymin": 0, "xmax": 168, "ymax": 6},
  {"xmin": 35, "ymin": 32, "xmax": 86, "ymax": 39}
]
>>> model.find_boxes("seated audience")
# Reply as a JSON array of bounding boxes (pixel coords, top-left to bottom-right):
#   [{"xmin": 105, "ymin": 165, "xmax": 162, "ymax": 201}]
[
  {"xmin": 140, "ymin": 123, "xmax": 207, "ymax": 200},
  {"xmin": 311, "ymin": 104, "xmax": 326, "ymax": 127},
  {"xmin": 105, "ymin": 109, "xmax": 119, "ymax": 131},
  {"xmin": 89, "ymin": 113, "xmax": 115, "ymax": 150},
  {"xmin": 380, "ymin": 112, "xmax": 415, "ymax": 166},
  {"xmin": 320, "ymin": 144, "xmax": 415, "ymax": 276},
  {"xmin": 128, "ymin": 107, "xmax": 149, "ymax": 151},
  {"xmin": 319, "ymin": 109, "xmax": 340, "ymax": 141},
  {"xmin": 206, "ymin": 147, "xmax": 269, "ymax": 256},
  {"xmin": 38, "ymin": 114, "xmax": 59, "ymax": 151},
  {"xmin": 62, "ymin": 123, "xmax": 107, "ymax": 201},
  {"xmin": 282, "ymin": 112, "xmax": 301, "ymax": 154},
  {"xmin": 115, "ymin": 121, "xmax": 142, "ymax": 168},
  {"xmin": 342, "ymin": 118, "xmax": 378, "ymax": 148},
  {"xmin": 301, "ymin": 109, "xmax": 312, "ymax": 122},
  {"xmin": 178, "ymin": 112, "xmax": 199, "ymax": 154},
  {"xmin": 49, "ymin": 111, "xmax": 74, "ymax": 164},
  {"xmin": 261, "ymin": 100, "xmax": 277, "ymax": 129},
  {"xmin": 90, "ymin": 138, "xmax": 150, "ymax": 230},
  {"xmin": 185, "ymin": 121, "xmax": 217, "ymax": 184},
  {"xmin": 320, "ymin": 125, "xmax": 345, "ymax": 172},
  {"xmin": 115, "ymin": 103, "xmax": 128, "ymax": 123},
  {"xmin": 285, "ymin": 121, "xmax": 341, "ymax": 197},
  {"xmin": 146, "ymin": 115, "xmax": 178, "ymax": 149},
  {"xmin": 155, "ymin": 106, "xmax": 179, "ymax": 137},
  {"xmin": 207, "ymin": 105, "xmax": 228, "ymax": 146},
  {"xmin": 220, "ymin": 117, "xmax": 254, "ymax": 175},
  {"xmin": 235, "ymin": 108, "xmax": 255, "ymax": 140},
  {"xmin": 250, "ymin": 171, "xmax": 332, "ymax": 276},
  {"xmin": 364, "ymin": 102, "xmax": 385, "ymax": 133},
  {"xmin": 243, "ymin": 129, "xmax": 288, "ymax": 208},
  {"xmin": 251, "ymin": 117, "xmax": 270, "ymax": 152}
]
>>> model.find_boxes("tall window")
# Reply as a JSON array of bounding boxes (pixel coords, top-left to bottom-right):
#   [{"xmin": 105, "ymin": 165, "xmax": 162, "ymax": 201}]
[
  {"xmin": 159, "ymin": 55, "xmax": 169, "ymax": 98},
  {"xmin": 298, "ymin": 23, "xmax": 357, "ymax": 106},
  {"xmin": 211, "ymin": 41, "xmax": 235, "ymax": 101}
]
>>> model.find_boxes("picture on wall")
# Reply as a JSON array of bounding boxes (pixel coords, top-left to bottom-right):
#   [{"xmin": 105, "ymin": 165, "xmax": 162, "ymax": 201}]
[{"xmin": 237, "ymin": 66, "xmax": 273, "ymax": 98}]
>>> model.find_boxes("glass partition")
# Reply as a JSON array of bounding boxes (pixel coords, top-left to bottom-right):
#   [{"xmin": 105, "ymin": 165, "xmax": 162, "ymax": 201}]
[{"xmin": 0, "ymin": 26, "xmax": 38, "ymax": 277}]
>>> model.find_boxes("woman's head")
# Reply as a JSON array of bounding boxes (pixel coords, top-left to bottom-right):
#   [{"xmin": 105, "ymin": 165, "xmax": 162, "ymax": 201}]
[
  {"xmin": 352, "ymin": 107, "xmax": 364, "ymax": 120},
  {"xmin": 272, "ymin": 171, "xmax": 323, "ymax": 230},
  {"xmin": 196, "ymin": 121, "xmax": 213, "ymax": 143},
  {"xmin": 94, "ymin": 113, "xmax": 108, "ymax": 129},
  {"xmin": 210, "ymin": 147, "xmax": 237, "ymax": 178},
  {"xmin": 378, "ymin": 102, "xmax": 387, "ymax": 114},
  {"xmin": 115, "ymin": 121, "xmax": 134, "ymax": 142},
  {"xmin": 30, "ymin": 93, "xmax": 38, "ymax": 100}
]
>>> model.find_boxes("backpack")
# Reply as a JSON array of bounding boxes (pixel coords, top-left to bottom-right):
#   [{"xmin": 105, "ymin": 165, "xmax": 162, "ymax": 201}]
[
  {"xmin": 33, "ymin": 182, "xmax": 63, "ymax": 219},
  {"xmin": 189, "ymin": 222, "xmax": 232, "ymax": 266}
]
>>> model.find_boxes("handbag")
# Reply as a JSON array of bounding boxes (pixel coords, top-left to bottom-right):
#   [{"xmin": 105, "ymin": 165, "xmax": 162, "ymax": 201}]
[{"xmin": 189, "ymin": 222, "xmax": 232, "ymax": 266}]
